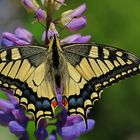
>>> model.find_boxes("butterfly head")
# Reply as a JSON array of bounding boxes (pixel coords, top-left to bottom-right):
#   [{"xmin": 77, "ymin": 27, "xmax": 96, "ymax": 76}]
[{"xmin": 48, "ymin": 34, "xmax": 62, "ymax": 51}]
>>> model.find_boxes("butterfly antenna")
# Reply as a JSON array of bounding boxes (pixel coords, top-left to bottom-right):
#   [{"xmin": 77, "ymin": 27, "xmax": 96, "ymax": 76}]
[{"xmin": 58, "ymin": 17, "xmax": 74, "ymax": 35}]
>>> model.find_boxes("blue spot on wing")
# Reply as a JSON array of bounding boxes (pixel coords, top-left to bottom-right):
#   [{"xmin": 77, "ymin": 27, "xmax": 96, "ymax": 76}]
[
  {"xmin": 43, "ymin": 100, "xmax": 51, "ymax": 109},
  {"xmin": 36, "ymin": 101, "xmax": 42, "ymax": 109},
  {"xmin": 77, "ymin": 98, "xmax": 83, "ymax": 106},
  {"xmin": 69, "ymin": 98, "xmax": 76, "ymax": 107}
]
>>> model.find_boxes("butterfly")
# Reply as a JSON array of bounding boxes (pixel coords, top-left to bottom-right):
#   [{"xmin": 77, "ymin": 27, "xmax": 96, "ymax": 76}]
[{"xmin": 0, "ymin": 34, "xmax": 140, "ymax": 127}]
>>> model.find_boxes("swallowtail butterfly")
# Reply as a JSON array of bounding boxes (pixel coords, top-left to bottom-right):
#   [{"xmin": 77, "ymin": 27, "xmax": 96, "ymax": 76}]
[{"xmin": 0, "ymin": 35, "xmax": 140, "ymax": 127}]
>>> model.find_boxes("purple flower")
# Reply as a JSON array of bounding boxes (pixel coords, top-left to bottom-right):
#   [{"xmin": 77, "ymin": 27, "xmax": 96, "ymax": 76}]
[
  {"xmin": 0, "ymin": 92, "xmax": 29, "ymax": 139},
  {"xmin": 1, "ymin": 28, "xmax": 33, "ymax": 47},
  {"xmin": 36, "ymin": 8, "xmax": 47, "ymax": 21},
  {"xmin": 60, "ymin": 4, "xmax": 87, "ymax": 31},
  {"xmin": 9, "ymin": 121, "xmax": 25, "ymax": 136},
  {"xmin": 22, "ymin": 0, "xmax": 47, "ymax": 21},
  {"xmin": 1, "ymin": 38, "xmax": 15, "ymax": 47},
  {"xmin": 22, "ymin": 0, "xmax": 39, "ymax": 11},
  {"xmin": 0, "ymin": 99, "xmax": 15, "ymax": 112},
  {"xmin": 69, "ymin": 3, "xmax": 86, "ymax": 17},
  {"xmin": 61, "ymin": 118, "xmax": 95, "ymax": 140},
  {"xmin": 14, "ymin": 27, "xmax": 33, "ymax": 42},
  {"xmin": 48, "ymin": 134, "xmax": 56, "ymax": 140},
  {"xmin": 61, "ymin": 34, "xmax": 91, "ymax": 45},
  {"xmin": 66, "ymin": 16, "xmax": 86, "ymax": 31}
]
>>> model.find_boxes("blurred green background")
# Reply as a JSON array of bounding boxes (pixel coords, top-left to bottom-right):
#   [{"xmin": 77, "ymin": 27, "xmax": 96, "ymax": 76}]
[{"xmin": 1, "ymin": 0, "xmax": 140, "ymax": 140}]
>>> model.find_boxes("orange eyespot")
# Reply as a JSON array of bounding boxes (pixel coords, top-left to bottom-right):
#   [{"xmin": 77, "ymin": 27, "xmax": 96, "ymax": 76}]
[
  {"xmin": 62, "ymin": 97, "xmax": 68, "ymax": 107},
  {"xmin": 52, "ymin": 100, "xmax": 58, "ymax": 108}
]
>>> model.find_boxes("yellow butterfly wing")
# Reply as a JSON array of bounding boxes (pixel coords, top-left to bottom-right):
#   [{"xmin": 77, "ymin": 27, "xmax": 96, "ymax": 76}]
[
  {"xmin": 62, "ymin": 43, "xmax": 140, "ymax": 126},
  {"xmin": 0, "ymin": 45, "xmax": 57, "ymax": 126}
]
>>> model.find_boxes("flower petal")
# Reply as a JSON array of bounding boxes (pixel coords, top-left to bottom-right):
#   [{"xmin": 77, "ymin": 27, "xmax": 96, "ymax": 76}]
[
  {"xmin": 61, "ymin": 3, "xmax": 86, "ymax": 18},
  {"xmin": 73, "ymin": 35, "xmax": 91, "ymax": 43},
  {"xmin": 2, "ymin": 32, "xmax": 18, "ymax": 42},
  {"xmin": 12, "ymin": 109, "xmax": 28, "ymax": 126},
  {"xmin": 34, "ymin": 128, "xmax": 48, "ymax": 140},
  {"xmin": 64, "ymin": 116, "xmax": 82, "ymax": 126},
  {"xmin": 0, "ymin": 111, "xmax": 13, "ymax": 126},
  {"xmin": 61, "ymin": 34, "xmax": 81, "ymax": 44},
  {"xmin": 69, "ymin": 3, "xmax": 86, "ymax": 18},
  {"xmin": 9, "ymin": 121, "xmax": 25, "ymax": 136},
  {"xmin": 61, "ymin": 34, "xmax": 91, "ymax": 45},
  {"xmin": 0, "ymin": 99, "xmax": 15, "ymax": 112},
  {"xmin": 36, "ymin": 7, "xmax": 47, "ymax": 21},
  {"xmin": 14, "ymin": 27, "xmax": 33, "ymax": 42},
  {"xmin": 1, "ymin": 38, "xmax": 15, "ymax": 47},
  {"xmin": 2, "ymin": 32, "xmax": 29, "ymax": 45},
  {"xmin": 15, "ymin": 39, "xmax": 30, "ymax": 45},
  {"xmin": 7, "ymin": 93, "xmax": 18, "ymax": 105},
  {"xmin": 66, "ymin": 16, "xmax": 86, "ymax": 31},
  {"xmin": 48, "ymin": 134, "xmax": 57, "ymax": 140},
  {"xmin": 61, "ymin": 119, "xmax": 95, "ymax": 139},
  {"xmin": 22, "ymin": 0, "xmax": 39, "ymax": 11}
]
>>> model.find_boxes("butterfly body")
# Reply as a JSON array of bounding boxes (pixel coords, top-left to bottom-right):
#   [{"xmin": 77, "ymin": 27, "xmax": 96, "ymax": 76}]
[{"xmin": 0, "ymin": 35, "xmax": 140, "ymax": 127}]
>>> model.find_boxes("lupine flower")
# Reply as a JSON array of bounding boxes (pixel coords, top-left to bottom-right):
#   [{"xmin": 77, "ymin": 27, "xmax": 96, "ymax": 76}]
[
  {"xmin": 60, "ymin": 3, "xmax": 87, "ymax": 31},
  {"xmin": 0, "ymin": 0, "xmax": 95, "ymax": 140},
  {"xmin": 14, "ymin": 27, "xmax": 33, "ymax": 42},
  {"xmin": 0, "ymin": 91, "xmax": 29, "ymax": 139},
  {"xmin": 36, "ymin": 8, "xmax": 47, "ymax": 21},
  {"xmin": 22, "ymin": 0, "xmax": 46, "ymax": 21},
  {"xmin": 1, "ymin": 32, "xmax": 29, "ymax": 46}
]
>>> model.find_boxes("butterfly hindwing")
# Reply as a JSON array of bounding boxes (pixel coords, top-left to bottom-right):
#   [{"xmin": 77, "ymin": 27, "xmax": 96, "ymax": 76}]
[
  {"xmin": 62, "ymin": 61, "xmax": 93, "ymax": 123},
  {"xmin": 62, "ymin": 43, "xmax": 140, "ymax": 120},
  {"xmin": 0, "ymin": 45, "xmax": 57, "ymax": 126}
]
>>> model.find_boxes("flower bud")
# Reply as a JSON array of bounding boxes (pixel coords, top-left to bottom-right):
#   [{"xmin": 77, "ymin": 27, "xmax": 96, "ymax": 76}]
[
  {"xmin": 15, "ymin": 27, "xmax": 33, "ymax": 42},
  {"xmin": 42, "ymin": 0, "xmax": 65, "ymax": 10},
  {"xmin": 2, "ymin": 30, "xmax": 31, "ymax": 46},
  {"xmin": 61, "ymin": 119, "xmax": 95, "ymax": 139},
  {"xmin": 22, "ymin": 0, "xmax": 39, "ymax": 11},
  {"xmin": 36, "ymin": 7, "xmax": 47, "ymax": 21},
  {"xmin": 66, "ymin": 16, "xmax": 86, "ymax": 31},
  {"xmin": 0, "ymin": 99, "xmax": 15, "ymax": 113},
  {"xmin": 61, "ymin": 3, "xmax": 86, "ymax": 18},
  {"xmin": 60, "ymin": 4, "xmax": 87, "ymax": 31},
  {"xmin": 61, "ymin": 34, "xmax": 91, "ymax": 45},
  {"xmin": 9, "ymin": 121, "xmax": 25, "ymax": 136}
]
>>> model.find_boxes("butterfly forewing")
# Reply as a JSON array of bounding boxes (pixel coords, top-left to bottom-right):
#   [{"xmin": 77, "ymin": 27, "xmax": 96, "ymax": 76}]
[
  {"xmin": 0, "ymin": 45, "xmax": 58, "ymax": 127},
  {"xmin": 62, "ymin": 43, "xmax": 140, "ymax": 120}
]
